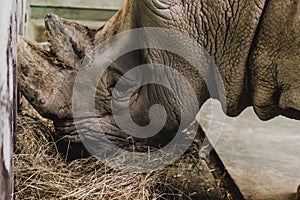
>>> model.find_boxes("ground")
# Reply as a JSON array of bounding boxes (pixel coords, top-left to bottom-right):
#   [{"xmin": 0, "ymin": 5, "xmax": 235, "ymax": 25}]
[
  {"xmin": 199, "ymin": 100, "xmax": 300, "ymax": 200},
  {"xmin": 14, "ymin": 109, "xmax": 231, "ymax": 200}
]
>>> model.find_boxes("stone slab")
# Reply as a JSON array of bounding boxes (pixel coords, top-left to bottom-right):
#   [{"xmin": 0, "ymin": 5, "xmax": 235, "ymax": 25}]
[{"xmin": 200, "ymin": 100, "xmax": 300, "ymax": 200}]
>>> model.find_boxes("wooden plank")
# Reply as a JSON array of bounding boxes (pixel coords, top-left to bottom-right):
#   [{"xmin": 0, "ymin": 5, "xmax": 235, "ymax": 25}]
[
  {"xmin": 16, "ymin": 0, "xmax": 27, "ymax": 35},
  {"xmin": 28, "ymin": 19, "xmax": 106, "ymax": 42},
  {"xmin": 0, "ymin": 0, "xmax": 19, "ymax": 199},
  {"xmin": 30, "ymin": 6, "xmax": 118, "ymax": 21},
  {"xmin": 25, "ymin": 0, "xmax": 122, "ymax": 42},
  {"xmin": 28, "ymin": 0, "xmax": 124, "ymax": 10}
]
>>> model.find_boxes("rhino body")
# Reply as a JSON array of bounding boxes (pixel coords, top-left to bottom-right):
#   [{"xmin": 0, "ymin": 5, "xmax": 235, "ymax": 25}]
[{"xmin": 18, "ymin": 0, "xmax": 300, "ymax": 155}]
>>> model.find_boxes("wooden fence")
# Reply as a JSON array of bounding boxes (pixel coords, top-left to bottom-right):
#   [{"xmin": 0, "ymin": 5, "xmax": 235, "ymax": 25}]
[{"xmin": 0, "ymin": 0, "xmax": 23, "ymax": 199}]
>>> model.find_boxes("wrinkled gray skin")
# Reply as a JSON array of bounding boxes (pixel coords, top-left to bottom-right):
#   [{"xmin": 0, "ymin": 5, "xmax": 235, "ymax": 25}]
[{"xmin": 18, "ymin": 0, "xmax": 300, "ymax": 153}]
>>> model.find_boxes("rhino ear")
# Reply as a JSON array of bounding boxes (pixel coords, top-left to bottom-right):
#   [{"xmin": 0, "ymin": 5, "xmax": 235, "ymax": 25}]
[
  {"xmin": 18, "ymin": 36, "xmax": 75, "ymax": 120},
  {"xmin": 45, "ymin": 13, "xmax": 95, "ymax": 69}
]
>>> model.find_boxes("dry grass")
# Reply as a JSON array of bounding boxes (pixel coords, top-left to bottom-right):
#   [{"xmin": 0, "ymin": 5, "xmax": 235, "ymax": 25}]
[{"xmin": 14, "ymin": 110, "xmax": 224, "ymax": 200}]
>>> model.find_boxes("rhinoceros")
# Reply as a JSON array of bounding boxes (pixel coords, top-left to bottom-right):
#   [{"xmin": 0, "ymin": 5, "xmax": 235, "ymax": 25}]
[{"xmin": 18, "ymin": 0, "xmax": 299, "ymax": 161}]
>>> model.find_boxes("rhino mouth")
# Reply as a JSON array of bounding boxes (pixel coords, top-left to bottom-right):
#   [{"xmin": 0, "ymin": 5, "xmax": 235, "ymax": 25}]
[{"xmin": 54, "ymin": 116, "xmax": 176, "ymax": 154}]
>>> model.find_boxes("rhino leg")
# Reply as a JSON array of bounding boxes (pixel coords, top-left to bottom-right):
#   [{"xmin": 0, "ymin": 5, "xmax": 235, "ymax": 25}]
[
  {"xmin": 249, "ymin": 0, "xmax": 300, "ymax": 120},
  {"xmin": 297, "ymin": 185, "xmax": 300, "ymax": 200}
]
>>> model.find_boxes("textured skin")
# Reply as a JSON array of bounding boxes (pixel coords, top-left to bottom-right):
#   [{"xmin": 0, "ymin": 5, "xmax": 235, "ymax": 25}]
[
  {"xmin": 297, "ymin": 185, "xmax": 300, "ymax": 200},
  {"xmin": 136, "ymin": 0, "xmax": 267, "ymax": 116},
  {"xmin": 249, "ymin": 0, "xmax": 300, "ymax": 120},
  {"xmin": 18, "ymin": 0, "xmax": 300, "ymax": 150}
]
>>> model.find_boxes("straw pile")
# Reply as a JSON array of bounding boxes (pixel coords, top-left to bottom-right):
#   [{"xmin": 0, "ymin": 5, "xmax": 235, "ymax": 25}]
[{"xmin": 14, "ymin": 110, "xmax": 225, "ymax": 199}]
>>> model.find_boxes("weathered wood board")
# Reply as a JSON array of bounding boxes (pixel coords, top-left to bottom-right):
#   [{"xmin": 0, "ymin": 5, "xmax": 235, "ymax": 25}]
[
  {"xmin": 0, "ymin": 0, "xmax": 21, "ymax": 199},
  {"xmin": 26, "ymin": 0, "xmax": 123, "ymax": 42}
]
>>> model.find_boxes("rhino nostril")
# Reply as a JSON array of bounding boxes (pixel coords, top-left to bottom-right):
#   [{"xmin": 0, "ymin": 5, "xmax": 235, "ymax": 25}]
[{"xmin": 39, "ymin": 99, "xmax": 46, "ymax": 104}]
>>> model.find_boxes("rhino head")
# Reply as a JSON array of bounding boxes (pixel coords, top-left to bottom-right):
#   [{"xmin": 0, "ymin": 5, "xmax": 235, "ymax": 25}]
[
  {"xmin": 18, "ymin": 0, "xmax": 300, "ymax": 158},
  {"xmin": 18, "ymin": 10, "xmax": 205, "ymax": 157}
]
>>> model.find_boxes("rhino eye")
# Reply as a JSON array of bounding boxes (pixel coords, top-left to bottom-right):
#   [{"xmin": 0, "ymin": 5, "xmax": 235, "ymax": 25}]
[
  {"xmin": 116, "ymin": 77, "xmax": 136, "ymax": 92},
  {"xmin": 113, "ymin": 76, "xmax": 137, "ymax": 100}
]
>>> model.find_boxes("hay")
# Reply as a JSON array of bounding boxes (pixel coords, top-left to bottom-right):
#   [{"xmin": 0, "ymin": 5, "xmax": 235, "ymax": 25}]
[{"xmin": 14, "ymin": 110, "xmax": 225, "ymax": 199}]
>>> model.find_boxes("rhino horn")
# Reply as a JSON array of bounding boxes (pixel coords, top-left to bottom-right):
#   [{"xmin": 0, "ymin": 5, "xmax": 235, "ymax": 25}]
[
  {"xmin": 45, "ymin": 13, "xmax": 95, "ymax": 69},
  {"xmin": 18, "ymin": 36, "xmax": 76, "ymax": 120}
]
